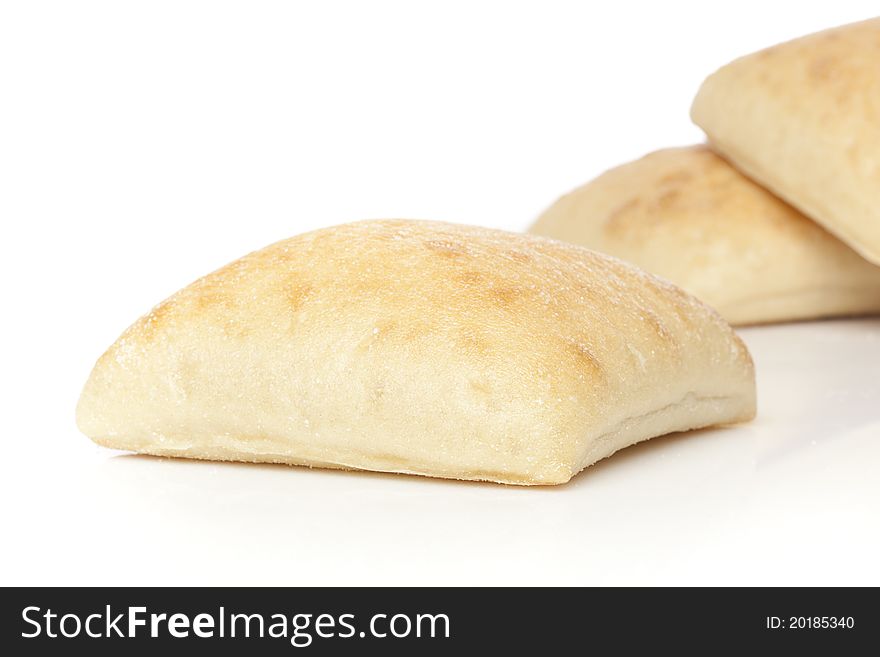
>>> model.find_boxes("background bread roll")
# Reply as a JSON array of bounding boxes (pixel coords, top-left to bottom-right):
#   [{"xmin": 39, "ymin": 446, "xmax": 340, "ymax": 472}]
[
  {"xmin": 529, "ymin": 146, "xmax": 880, "ymax": 325},
  {"xmin": 691, "ymin": 18, "xmax": 880, "ymax": 264},
  {"xmin": 77, "ymin": 220, "xmax": 755, "ymax": 485}
]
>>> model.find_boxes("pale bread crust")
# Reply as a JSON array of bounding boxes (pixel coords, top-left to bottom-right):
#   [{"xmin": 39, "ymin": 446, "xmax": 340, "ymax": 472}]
[
  {"xmin": 530, "ymin": 146, "xmax": 880, "ymax": 325},
  {"xmin": 77, "ymin": 220, "xmax": 755, "ymax": 485},
  {"xmin": 691, "ymin": 18, "xmax": 880, "ymax": 264}
]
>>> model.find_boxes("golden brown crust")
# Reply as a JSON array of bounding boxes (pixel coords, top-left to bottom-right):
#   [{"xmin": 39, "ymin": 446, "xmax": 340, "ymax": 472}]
[
  {"xmin": 77, "ymin": 220, "xmax": 755, "ymax": 485},
  {"xmin": 691, "ymin": 18, "xmax": 880, "ymax": 264},
  {"xmin": 530, "ymin": 146, "xmax": 880, "ymax": 325}
]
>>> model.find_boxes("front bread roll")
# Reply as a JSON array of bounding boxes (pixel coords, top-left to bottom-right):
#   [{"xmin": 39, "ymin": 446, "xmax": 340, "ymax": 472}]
[
  {"xmin": 529, "ymin": 146, "xmax": 880, "ymax": 325},
  {"xmin": 691, "ymin": 18, "xmax": 880, "ymax": 264},
  {"xmin": 77, "ymin": 220, "xmax": 756, "ymax": 485}
]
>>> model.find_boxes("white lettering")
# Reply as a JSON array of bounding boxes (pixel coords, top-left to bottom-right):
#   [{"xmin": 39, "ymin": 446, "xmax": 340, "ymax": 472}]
[{"xmin": 21, "ymin": 607, "xmax": 41, "ymax": 638}]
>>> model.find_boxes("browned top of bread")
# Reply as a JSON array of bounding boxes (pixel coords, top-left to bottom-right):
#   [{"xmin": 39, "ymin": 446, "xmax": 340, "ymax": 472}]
[
  {"xmin": 110, "ymin": 219, "xmax": 746, "ymax": 378},
  {"xmin": 535, "ymin": 145, "xmax": 826, "ymax": 248}
]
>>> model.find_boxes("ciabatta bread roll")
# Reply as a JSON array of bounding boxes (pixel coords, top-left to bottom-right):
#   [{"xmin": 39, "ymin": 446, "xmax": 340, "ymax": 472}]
[
  {"xmin": 530, "ymin": 146, "xmax": 880, "ymax": 325},
  {"xmin": 77, "ymin": 220, "xmax": 755, "ymax": 485},
  {"xmin": 691, "ymin": 18, "xmax": 880, "ymax": 264}
]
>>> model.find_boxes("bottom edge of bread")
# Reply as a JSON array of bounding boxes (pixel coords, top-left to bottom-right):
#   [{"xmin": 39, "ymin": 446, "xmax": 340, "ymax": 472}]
[
  {"xmin": 722, "ymin": 288, "xmax": 880, "ymax": 326},
  {"xmin": 90, "ymin": 390, "xmax": 753, "ymax": 487},
  {"xmin": 570, "ymin": 390, "xmax": 753, "ymax": 478}
]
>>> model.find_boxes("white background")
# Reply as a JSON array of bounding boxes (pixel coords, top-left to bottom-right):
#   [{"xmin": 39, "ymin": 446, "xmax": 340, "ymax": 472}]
[{"xmin": 1, "ymin": 1, "xmax": 878, "ymax": 585}]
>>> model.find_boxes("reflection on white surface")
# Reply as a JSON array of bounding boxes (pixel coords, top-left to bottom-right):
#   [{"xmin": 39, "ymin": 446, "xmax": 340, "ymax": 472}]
[{"xmin": 8, "ymin": 320, "xmax": 880, "ymax": 585}]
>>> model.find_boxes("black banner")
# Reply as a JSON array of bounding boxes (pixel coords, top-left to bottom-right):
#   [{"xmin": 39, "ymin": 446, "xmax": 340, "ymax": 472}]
[{"xmin": 1, "ymin": 587, "xmax": 875, "ymax": 654}]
